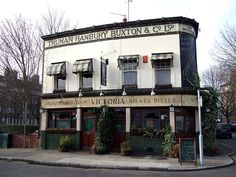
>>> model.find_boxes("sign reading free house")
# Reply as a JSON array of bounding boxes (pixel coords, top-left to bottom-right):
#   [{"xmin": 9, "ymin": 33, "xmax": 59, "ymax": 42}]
[
  {"xmin": 45, "ymin": 23, "xmax": 196, "ymax": 49},
  {"xmin": 41, "ymin": 95, "xmax": 198, "ymax": 109}
]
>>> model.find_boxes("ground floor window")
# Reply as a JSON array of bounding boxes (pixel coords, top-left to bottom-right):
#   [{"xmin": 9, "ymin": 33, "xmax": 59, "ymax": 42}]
[
  {"xmin": 47, "ymin": 109, "xmax": 76, "ymax": 129},
  {"xmin": 113, "ymin": 108, "xmax": 126, "ymax": 133},
  {"xmin": 131, "ymin": 108, "xmax": 169, "ymax": 132},
  {"xmin": 175, "ymin": 108, "xmax": 195, "ymax": 135}
]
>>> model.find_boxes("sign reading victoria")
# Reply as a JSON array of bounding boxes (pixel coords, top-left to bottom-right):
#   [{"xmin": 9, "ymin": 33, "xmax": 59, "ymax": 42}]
[
  {"xmin": 41, "ymin": 95, "xmax": 197, "ymax": 109},
  {"xmin": 45, "ymin": 24, "xmax": 196, "ymax": 49}
]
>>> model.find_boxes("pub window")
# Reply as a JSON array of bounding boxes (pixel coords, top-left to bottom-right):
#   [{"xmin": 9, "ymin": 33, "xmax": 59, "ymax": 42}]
[
  {"xmin": 81, "ymin": 73, "xmax": 92, "ymax": 88},
  {"xmin": 72, "ymin": 59, "xmax": 93, "ymax": 90},
  {"xmin": 155, "ymin": 59, "xmax": 171, "ymax": 85},
  {"xmin": 47, "ymin": 109, "xmax": 76, "ymax": 129},
  {"xmin": 113, "ymin": 108, "xmax": 126, "ymax": 133},
  {"xmin": 46, "ymin": 62, "xmax": 66, "ymax": 92},
  {"xmin": 131, "ymin": 108, "xmax": 169, "ymax": 133},
  {"xmin": 118, "ymin": 55, "xmax": 139, "ymax": 88},
  {"xmin": 175, "ymin": 108, "xmax": 195, "ymax": 135},
  {"xmin": 55, "ymin": 75, "xmax": 66, "ymax": 90},
  {"xmin": 100, "ymin": 59, "xmax": 108, "ymax": 86},
  {"xmin": 151, "ymin": 53, "xmax": 173, "ymax": 87}
]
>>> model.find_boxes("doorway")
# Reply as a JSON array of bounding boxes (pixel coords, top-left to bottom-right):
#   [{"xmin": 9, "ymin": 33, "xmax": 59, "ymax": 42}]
[{"xmin": 81, "ymin": 110, "xmax": 96, "ymax": 149}]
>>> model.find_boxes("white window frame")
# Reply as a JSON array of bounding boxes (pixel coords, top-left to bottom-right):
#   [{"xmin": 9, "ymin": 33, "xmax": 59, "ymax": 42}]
[
  {"xmin": 122, "ymin": 60, "xmax": 138, "ymax": 86},
  {"xmin": 154, "ymin": 59, "xmax": 172, "ymax": 86}
]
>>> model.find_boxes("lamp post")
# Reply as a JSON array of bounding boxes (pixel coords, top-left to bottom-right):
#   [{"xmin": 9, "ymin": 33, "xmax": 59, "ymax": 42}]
[{"xmin": 197, "ymin": 89, "xmax": 208, "ymax": 166}]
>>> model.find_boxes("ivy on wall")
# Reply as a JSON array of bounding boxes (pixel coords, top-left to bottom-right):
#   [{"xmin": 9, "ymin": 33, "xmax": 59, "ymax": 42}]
[{"xmin": 202, "ymin": 87, "xmax": 218, "ymax": 154}]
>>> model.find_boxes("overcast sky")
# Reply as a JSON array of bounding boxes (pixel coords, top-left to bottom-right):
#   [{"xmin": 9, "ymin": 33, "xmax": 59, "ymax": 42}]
[{"xmin": 0, "ymin": 0, "xmax": 235, "ymax": 74}]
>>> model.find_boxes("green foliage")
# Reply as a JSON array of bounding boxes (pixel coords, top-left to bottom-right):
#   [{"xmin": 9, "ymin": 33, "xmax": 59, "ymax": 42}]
[
  {"xmin": 202, "ymin": 87, "xmax": 218, "ymax": 153},
  {"xmin": 193, "ymin": 73, "xmax": 200, "ymax": 88},
  {"xmin": 120, "ymin": 140, "xmax": 132, "ymax": 151},
  {"xmin": 95, "ymin": 142, "xmax": 107, "ymax": 154},
  {"xmin": 59, "ymin": 135, "xmax": 71, "ymax": 151},
  {"xmin": 143, "ymin": 127, "xmax": 166, "ymax": 138},
  {"xmin": 94, "ymin": 105, "xmax": 114, "ymax": 154},
  {"xmin": 0, "ymin": 125, "xmax": 39, "ymax": 134},
  {"xmin": 162, "ymin": 124, "xmax": 176, "ymax": 157}
]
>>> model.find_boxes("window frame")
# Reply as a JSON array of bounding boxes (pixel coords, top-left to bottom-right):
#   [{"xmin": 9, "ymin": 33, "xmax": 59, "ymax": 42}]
[
  {"xmin": 47, "ymin": 109, "xmax": 76, "ymax": 129},
  {"xmin": 122, "ymin": 59, "xmax": 138, "ymax": 87},
  {"xmin": 174, "ymin": 108, "xmax": 195, "ymax": 136},
  {"xmin": 154, "ymin": 59, "xmax": 172, "ymax": 86},
  {"xmin": 54, "ymin": 75, "xmax": 66, "ymax": 92},
  {"xmin": 131, "ymin": 108, "xmax": 169, "ymax": 133},
  {"xmin": 80, "ymin": 72, "xmax": 93, "ymax": 89}
]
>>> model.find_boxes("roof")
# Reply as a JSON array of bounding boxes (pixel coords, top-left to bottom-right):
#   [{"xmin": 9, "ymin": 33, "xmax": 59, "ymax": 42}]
[{"xmin": 41, "ymin": 16, "xmax": 199, "ymax": 40}]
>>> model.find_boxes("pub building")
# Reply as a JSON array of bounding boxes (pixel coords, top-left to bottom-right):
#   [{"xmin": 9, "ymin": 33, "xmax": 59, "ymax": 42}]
[{"xmin": 40, "ymin": 16, "xmax": 199, "ymax": 154}]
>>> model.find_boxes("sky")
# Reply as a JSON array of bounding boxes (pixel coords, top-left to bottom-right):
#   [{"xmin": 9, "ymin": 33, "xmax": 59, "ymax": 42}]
[{"xmin": 0, "ymin": 0, "xmax": 235, "ymax": 74}]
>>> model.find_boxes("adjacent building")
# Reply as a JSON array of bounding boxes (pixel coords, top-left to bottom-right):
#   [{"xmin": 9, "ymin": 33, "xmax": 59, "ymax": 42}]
[
  {"xmin": 40, "ymin": 16, "xmax": 199, "ymax": 153},
  {"xmin": 0, "ymin": 68, "xmax": 41, "ymax": 125}
]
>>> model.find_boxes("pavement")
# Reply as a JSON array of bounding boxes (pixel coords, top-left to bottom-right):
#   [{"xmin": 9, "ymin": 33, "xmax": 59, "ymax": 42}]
[{"xmin": 0, "ymin": 143, "xmax": 235, "ymax": 171}]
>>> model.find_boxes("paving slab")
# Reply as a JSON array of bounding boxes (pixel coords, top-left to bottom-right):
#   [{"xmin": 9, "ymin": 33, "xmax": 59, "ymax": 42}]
[{"xmin": 0, "ymin": 148, "xmax": 234, "ymax": 171}]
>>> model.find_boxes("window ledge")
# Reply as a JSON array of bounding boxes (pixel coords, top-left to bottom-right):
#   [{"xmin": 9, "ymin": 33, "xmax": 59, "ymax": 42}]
[
  {"xmin": 155, "ymin": 84, "xmax": 172, "ymax": 89},
  {"xmin": 80, "ymin": 87, "xmax": 93, "ymax": 92},
  {"xmin": 45, "ymin": 128, "xmax": 76, "ymax": 133},
  {"xmin": 122, "ymin": 85, "xmax": 138, "ymax": 90},
  {"xmin": 53, "ymin": 89, "xmax": 66, "ymax": 93}
]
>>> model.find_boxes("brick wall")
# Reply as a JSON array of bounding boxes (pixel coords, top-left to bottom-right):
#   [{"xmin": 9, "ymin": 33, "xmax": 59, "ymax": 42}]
[{"xmin": 12, "ymin": 134, "xmax": 39, "ymax": 148}]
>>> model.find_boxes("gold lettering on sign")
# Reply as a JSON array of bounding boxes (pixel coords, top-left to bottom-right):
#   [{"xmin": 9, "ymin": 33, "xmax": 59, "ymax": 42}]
[
  {"xmin": 45, "ymin": 24, "xmax": 196, "ymax": 49},
  {"xmin": 42, "ymin": 95, "xmax": 197, "ymax": 109}
]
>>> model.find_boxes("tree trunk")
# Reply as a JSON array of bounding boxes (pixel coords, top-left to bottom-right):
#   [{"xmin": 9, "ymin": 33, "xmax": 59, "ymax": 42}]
[{"xmin": 23, "ymin": 102, "xmax": 27, "ymax": 148}]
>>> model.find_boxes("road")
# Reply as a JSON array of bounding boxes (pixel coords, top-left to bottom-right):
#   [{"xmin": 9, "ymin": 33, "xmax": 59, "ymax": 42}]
[{"xmin": 0, "ymin": 134, "xmax": 235, "ymax": 177}]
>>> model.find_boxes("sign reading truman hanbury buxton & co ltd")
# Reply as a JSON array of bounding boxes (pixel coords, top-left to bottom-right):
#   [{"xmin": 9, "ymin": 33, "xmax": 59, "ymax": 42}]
[{"xmin": 45, "ymin": 23, "xmax": 196, "ymax": 49}]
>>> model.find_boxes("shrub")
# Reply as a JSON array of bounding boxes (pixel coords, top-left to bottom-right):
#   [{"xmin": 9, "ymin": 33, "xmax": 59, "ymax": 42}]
[
  {"xmin": 169, "ymin": 144, "xmax": 180, "ymax": 158},
  {"xmin": 95, "ymin": 142, "xmax": 107, "ymax": 154},
  {"xmin": 59, "ymin": 135, "xmax": 71, "ymax": 152},
  {"xmin": 162, "ymin": 124, "xmax": 176, "ymax": 157},
  {"xmin": 94, "ymin": 105, "xmax": 114, "ymax": 154},
  {"xmin": 120, "ymin": 140, "xmax": 132, "ymax": 151},
  {"xmin": 120, "ymin": 140, "xmax": 132, "ymax": 156},
  {"xmin": 143, "ymin": 127, "xmax": 166, "ymax": 138},
  {"xmin": 0, "ymin": 125, "xmax": 39, "ymax": 134}
]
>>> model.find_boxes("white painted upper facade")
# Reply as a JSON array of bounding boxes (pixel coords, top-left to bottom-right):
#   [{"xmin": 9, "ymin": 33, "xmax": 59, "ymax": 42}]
[{"xmin": 42, "ymin": 17, "xmax": 198, "ymax": 94}]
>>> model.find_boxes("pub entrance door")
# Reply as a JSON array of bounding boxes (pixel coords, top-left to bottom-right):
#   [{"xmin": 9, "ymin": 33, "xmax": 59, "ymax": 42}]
[{"xmin": 81, "ymin": 110, "xmax": 96, "ymax": 149}]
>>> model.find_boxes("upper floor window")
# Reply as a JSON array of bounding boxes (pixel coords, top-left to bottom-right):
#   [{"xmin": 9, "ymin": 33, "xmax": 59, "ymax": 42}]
[
  {"xmin": 151, "ymin": 53, "xmax": 173, "ymax": 87},
  {"xmin": 55, "ymin": 75, "xmax": 66, "ymax": 90},
  {"xmin": 118, "ymin": 55, "xmax": 139, "ymax": 87},
  {"xmin": 72, "ymin": 59, "xmax": 93, "ymax": 89},
  {"xmin": 46, "ymin": 62, "xmax": 66, "ymax": 92}
]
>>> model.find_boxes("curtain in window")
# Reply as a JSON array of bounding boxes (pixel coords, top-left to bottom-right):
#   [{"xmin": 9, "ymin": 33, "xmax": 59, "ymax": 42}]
[{"xmin": 156, "ymin": 69, "xmax": 170, "ymax": 85}]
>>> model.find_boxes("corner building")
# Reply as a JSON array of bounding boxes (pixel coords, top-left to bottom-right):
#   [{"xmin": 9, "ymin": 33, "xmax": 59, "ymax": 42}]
[{"xmin": 40, "ymin": 16, "xmax": 199, "ymax": 154}]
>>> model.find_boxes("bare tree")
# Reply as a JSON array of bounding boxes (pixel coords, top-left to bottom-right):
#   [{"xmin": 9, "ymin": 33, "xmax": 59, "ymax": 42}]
[
  {"xmin": 220, "ymin": 83, "xmax": 236, "ymax": 124},
  {"xmin": 201, "ymin": 65, "xmax": 236, "ymax": 123},
  {"xmin": 201, "ymin": 65, "xmax": 226, "ymax": 92},
  {"xmin": 211, "ymin": 24, "xmax": 236, "ymax": 69},
  {"xmin": 0, "ymin": 15, "xmax": 41, "ymax": 147},
  {"xmin": 207, "ymin": 23, "xmax": 236, "ymax": 123},
  {"xmin": 0, "ymin": 16, "xmax": 41, "ymax": 77},
  {"xmin": 38, "ymin": 8, "xmax": 77, "ymax": 36}
]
